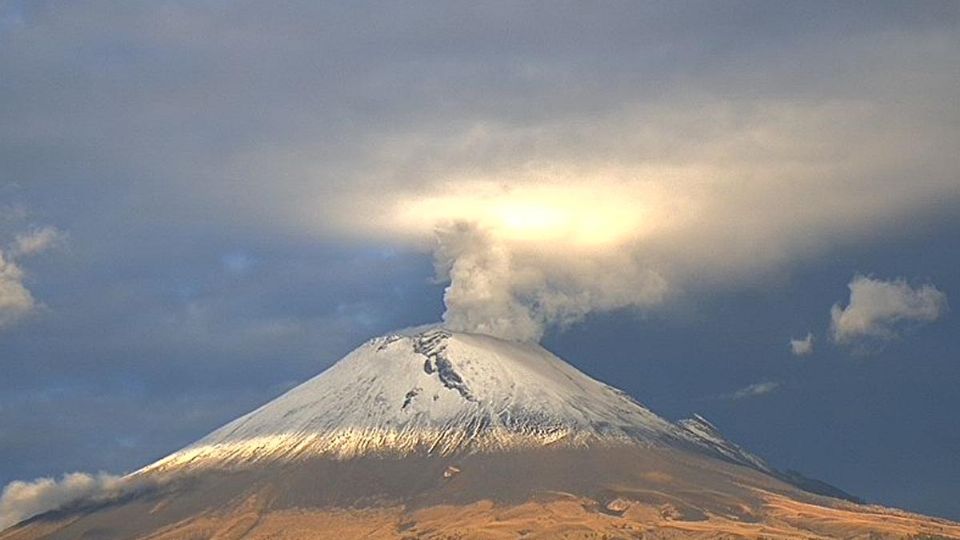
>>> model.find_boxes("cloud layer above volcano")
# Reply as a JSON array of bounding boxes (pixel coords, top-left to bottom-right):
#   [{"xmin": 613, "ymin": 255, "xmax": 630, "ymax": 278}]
[{"xmin": 3, "ymin": 3, "xmax": 958, "ymax": 340}]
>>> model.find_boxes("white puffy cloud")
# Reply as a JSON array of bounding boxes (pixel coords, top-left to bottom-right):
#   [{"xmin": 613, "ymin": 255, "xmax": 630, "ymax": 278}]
[
  {"xmin": 0, "ymin": 225, "xmax": 62, "ymax": 329},
  {"xmin": 830, "ymin": 276, "xmax": 948, "ymax": 349},
  {"xmin": 0, "ymin": 473, "xmax": 133, "ymax": 530},
  {"xmin": 790, "ymin": 333, "xmax": 814, "ymax": 356}
]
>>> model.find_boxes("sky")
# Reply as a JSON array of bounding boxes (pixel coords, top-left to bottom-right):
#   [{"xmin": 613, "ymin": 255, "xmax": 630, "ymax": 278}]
[{"xmin": 1, "ymin": 0, "xmax": 959, "ymax": 521}]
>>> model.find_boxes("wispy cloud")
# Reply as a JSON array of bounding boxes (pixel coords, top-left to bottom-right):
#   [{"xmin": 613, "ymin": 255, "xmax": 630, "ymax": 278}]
[
  {"xmin": 11, "ymin": 226, "xmax": 64, "ymax": 258},
  {"xmin": 725, "ymin": 381, "xmax": 782, "ymax": 401}
]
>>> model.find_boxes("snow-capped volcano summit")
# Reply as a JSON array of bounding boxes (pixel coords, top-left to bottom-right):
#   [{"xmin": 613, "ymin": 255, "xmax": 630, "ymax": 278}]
[
  {"xmin": 145, "ymin": 329, "xmax": 690, "ymax": 472},
  {"xmin": 6, "ymin": 329, "xmax": 958, "ymax": 539}
]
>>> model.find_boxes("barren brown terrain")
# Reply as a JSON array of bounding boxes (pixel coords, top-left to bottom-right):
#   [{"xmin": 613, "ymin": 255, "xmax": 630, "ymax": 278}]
[
  {"xmin": 5, "ymin": 492, "xmax": 958, "ymax": 539},
  {"xmin": 3, "ymin": 446, "xmax": 957, "ymax": 539}
]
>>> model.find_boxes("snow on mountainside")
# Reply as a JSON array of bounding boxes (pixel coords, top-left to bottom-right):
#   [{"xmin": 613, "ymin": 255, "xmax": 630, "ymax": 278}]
[
  {"xmin": 143, "ymin": 329, "xmax": 695, "ymax": 473},
  {"xmin": 143, "ymin": 326, "xmax": 846, "ymax": 502},
  {"xmin": 676, "ymin": 414, "xmax": 772, "ymax": 473}
]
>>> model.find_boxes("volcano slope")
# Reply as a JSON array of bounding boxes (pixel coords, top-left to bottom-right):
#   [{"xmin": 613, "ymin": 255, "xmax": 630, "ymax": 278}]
[{"xmin": 3, "ymin": 330, "xmax": 958, "ymax": 539}]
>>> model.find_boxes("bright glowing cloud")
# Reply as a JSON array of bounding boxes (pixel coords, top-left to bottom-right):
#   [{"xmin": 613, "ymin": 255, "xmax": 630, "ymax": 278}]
[
  {"xmin": 830, "ymin": 276, "xmax": 948, "ymax": 351},
  {"xmin": 385, "ymin": 176, "xmax": 692, "ymax": 248},
  {"xmin": 343, "ymin": 169, "xmax": 702, "ymax": 341},
  {"xmin": 299, "ymin": 97, "xmax": 957, "ymax": 341}
]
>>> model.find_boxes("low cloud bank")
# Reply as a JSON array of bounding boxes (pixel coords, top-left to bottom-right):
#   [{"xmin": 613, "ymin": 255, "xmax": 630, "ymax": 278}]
[
  {"xmin": 0, "ymin": 472, "xmax": 151, "ymax": 530},
  {"xmin": 830, "ymin": 276, "xmax": 948, "ymax": 351}
]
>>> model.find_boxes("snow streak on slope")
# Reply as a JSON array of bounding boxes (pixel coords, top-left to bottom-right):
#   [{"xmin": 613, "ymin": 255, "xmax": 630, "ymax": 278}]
[
  {"xmin": 676, "ymin": 414, "xmax": 772, "ymax": 473},
  {"xmin": 143, "ymin": 330, "xmax": 687, "ymax": 473}
]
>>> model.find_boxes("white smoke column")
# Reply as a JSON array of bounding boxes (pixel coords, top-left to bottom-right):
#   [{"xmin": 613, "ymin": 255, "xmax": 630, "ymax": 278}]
[
  {"xmin": 432, "ymin": 221, "xmax": 669, "ymax": 342},
  {"xmin": 434, "ymin": 223, "xmax": 542, "ymax": 341}
]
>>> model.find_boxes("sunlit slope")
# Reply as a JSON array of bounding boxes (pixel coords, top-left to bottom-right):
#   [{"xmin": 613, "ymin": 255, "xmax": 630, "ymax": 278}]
[
  {"xmin": 3, "ymin": 329, "xmax": 958, "ymax": 539},
  {"xmin": 143, "ymin": 330, "xmax": 687, "ymax": 471}
]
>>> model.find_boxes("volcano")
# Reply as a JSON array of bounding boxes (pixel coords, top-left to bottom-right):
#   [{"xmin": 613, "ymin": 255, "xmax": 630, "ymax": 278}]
[{"xmin": 3, "ymin": 329, "xmax": 958, "ymax": 539}]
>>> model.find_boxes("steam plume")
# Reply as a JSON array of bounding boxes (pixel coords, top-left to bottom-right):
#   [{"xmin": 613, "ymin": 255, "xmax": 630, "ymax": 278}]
[{"xmin": 433, "ymin": 221, "xmax": 668, "ymax": 341}]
